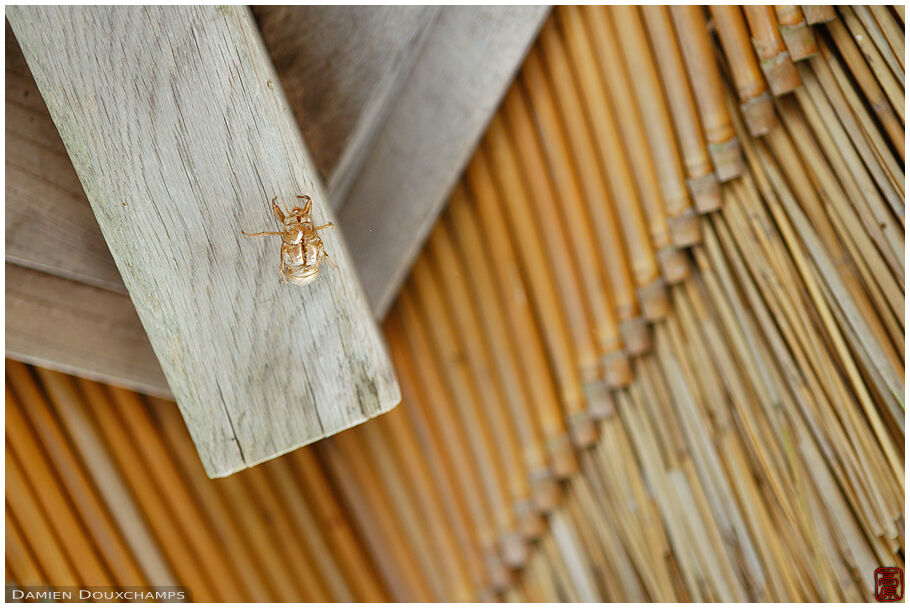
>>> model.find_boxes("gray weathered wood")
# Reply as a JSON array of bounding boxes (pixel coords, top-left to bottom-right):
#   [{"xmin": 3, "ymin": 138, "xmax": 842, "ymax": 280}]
[
  {"xmin": 253, "ymin": 6, "xmax": 439, "ymax": 200},
  {"xmin": 6, "ymin": 264, "xmax": 170, "ymax": 398},
  {"xmin": 5, "ymin": 7, "xmax": 547, "ymax": 411},
  {"xmin": 338, "ymin": 6, "xmax": 550, "ymax": 315},
  {"xmin": 7, "ymin": 5, "xmax": 400, "ymax": 477}
]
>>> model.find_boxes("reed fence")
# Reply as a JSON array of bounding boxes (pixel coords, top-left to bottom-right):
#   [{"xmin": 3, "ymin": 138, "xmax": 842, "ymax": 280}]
[{"xmin": 6, "ymin": 5, "xmax": 904, "ymax": 601}]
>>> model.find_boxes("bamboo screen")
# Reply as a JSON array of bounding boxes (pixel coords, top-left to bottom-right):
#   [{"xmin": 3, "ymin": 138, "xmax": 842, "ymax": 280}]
[{"xmin": 6, "ymin": 5, "xmax": 904, "ymax": 602}]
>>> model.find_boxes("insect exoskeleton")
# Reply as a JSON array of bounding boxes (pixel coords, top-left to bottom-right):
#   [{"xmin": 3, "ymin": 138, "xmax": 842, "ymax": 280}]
[{"xmin": 241, "ymin": 194, "xmax": 335, "ymax": 285}]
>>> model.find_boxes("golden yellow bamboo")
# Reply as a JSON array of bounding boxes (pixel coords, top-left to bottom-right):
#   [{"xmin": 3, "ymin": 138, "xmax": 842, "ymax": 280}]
[
  {"xmin": 670, "ymin": 5, "xmax": 743, "ymax": 180},
  {"xmin": 289, "ymin": 446, "xmax": 390, "ymax": 601},
  {"xmin": 384, "ymin": 311, "xmax": 491, "ymax": 593},
  {"xmin": 446, "ymin": 191, "xmax": 554, "ymax": 511},
  {"xmin": 711, "ymin": 6, "xmax": 777, "ymax": 134},
  {"xmin": 492, "ymin": 100, "xmax": 612, "ymax": 439},
  {"xmin": 6, "ymin": 446, "xmax": 80, "ymax": 586},
  {"xmin": 535, "ymin": 23, "xmax": 668, "ymax": 323},
  {"xmin": 512, "ymin": 66, "xmax": 639, "ymax": 385},
  {"xmin": 801, "ymin": 5, "xmax": 836, "ymax": 24},
  {"xmin": 409, "ymin": 261, "xmax": 528, "ymax": 569},
  {"xmin": 607, "ymin": 6, "xmax": 700, "ymax": 257},
  {"xmin": 826, "ymin": 17, "xmax": 905, "ymax": 160},
  {"xmin": 774, "ymin": 6, "xmax": 819, "ymax": 60},
  {"xmin": 6, "ymin": 510, "xmax": 45, "ymax": 587},
  {"xmin": 427, "ymin": 219, "xmax": 536, "ymax": 546},
  {"xmin": 73, "ymin": 379, "xmax": 219, "ymax": 600},
  {"xmin": 6, "ymin": 387, "xmax": 115, "ymax": 588},
  {"xmin": 463, "ymin": 136, "xmax": 578, "ymax": 477},
  {"xmin": 107, "ymin": 386, "xmax": 248, "ymax": 600},
  {"xmin": 641, "ymin": 5, "xmax": 720, "ymax": 213},
  {"xmin": 743, "ymin": 5, "xmax": 802, "ymax": 95},
  {"xmin": 839, "ymin": 7, "xmax": 904, "ymax": 123},
  {"xmin": 318, "ymin": 435, "xmax": 435, "ymax": 601},
  {"xmin": 152, "ymin": 398, "xmax": 276, "ymax": 601}
]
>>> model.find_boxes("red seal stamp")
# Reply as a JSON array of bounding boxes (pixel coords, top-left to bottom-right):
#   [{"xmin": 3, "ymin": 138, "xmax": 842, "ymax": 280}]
[{"xmin": 875, "ymin": 567, "xmax": 903, "ymax": 602}]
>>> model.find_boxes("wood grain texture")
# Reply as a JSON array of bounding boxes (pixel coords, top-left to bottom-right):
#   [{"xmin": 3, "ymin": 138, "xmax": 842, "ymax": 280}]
[
  {"xmin": 7, "ymin": 6, "xmax": 400, "ymax": 477},
  {"xmin": 338, "ymin": 6, "xmax": 550, "ymax": 316},
  {"xmin": 6, "ymin": 264, "xmax": 169, "ymax": 398},
  {"xmin": 252, "ymin": 6, "xmax": 438, "ymax": 199},
  {"xmin": 5, "ymin": 21, "xmax": 124, "ymax": 293}
]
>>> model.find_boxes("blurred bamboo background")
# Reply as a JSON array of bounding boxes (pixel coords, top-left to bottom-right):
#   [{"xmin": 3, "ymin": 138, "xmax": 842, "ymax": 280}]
[{"xmin": 6, "ymin": 5, "xmax": 905, "ymax": 602}]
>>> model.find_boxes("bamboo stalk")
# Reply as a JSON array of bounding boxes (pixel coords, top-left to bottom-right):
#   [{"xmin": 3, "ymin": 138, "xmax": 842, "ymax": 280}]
[
  {"xmin": 6, "ymin": 387, "xmax": 114, "ymax": 587},
  {"xmin": 260, "ymin": 459, "xmax": 357, "ymax": 601},
  {"xmin": 6, "ymin": 510, "xmax": 45, "ymax": 587},
  {"xmin": 712, "ymin": 6, "xmax": 777, "ymax": 134},
  {"xmin": 563, "ymin": 6, "xmax": 696, "ymax": 271},
  {"xmin": 870, "ymin": 6, "xmax": 904, "ymax": 71},
  {"xmin": 744, "ymin": 5, "xmax": 802, "ymax": 95},
  {"xmin": 776, "ymin": 96, "xmax": 904, "ymax": 303},
  {"xmin": 73, "ymin": 378, "xmax": 219, "ymax": 600},
  {"xmin": 376, "ymin": 407, "xmax": 478, "ymax": 600},
  {"xmin": 496, "ymin": 86, "xmax": 608, "ymax": 384},
  {"xmin": 106, "ymin": 386, "xmax": 248, "ymax": 600},
  {"xmin": 151, "ymin": 398, "xmax": 276, "ymax": 602},
  {"xmin": 384, "ymin": 311, "xmax": 491, "ymax": 593},
  {"xmin": 446, "ymin": 190, "xmax": 553, "ymax": 510},
  {"xmin": 826, "ymin": 17, "xmax": 905, "ymax": 159},
  {"xmin": 536, "ymin": 21, "xmax": 668, "ymax": 323},
  {"xmin": 288, "ymin": 447, "xmax": 390, "ymax": 601},
  {"xmin": 396, "ymin": 289, "xmax": 512, "ymax": 590},
  {"xmin": 670, "ymin": 5, "xmax": 743, "ymax": 180},
  {"xmin": 409, "ymin": 262, "xmax": 528, "ymax": 569},
  {"xmin": 810, "ymin": 44, "xmax": 904, "ymax": 210},
  {"xmin": 463, "ymin": 136, "xmax": 578, "ymax": 478},
  {"xmin": 787, "ymin": 82, "xmax": 905, "ymax": 294},
  {"xmin": 761, "ymin": 124, "xmax": 905, "ymax": 393},
  {"xmin": 701, "ymin": 208, "xmax": 896, "ymax": 586},
  {"xmin": 427, "ymin": 219, "xmax": 536, "ymax": 540},
  {"xmin": 801, "ymin": 5, "xmax": 836, "ymax": 25},
  {"xmin": 853, "ymin": 6, "xmax": 904, "ymax": 83},
  {"xmin": 319, "ymin": 435, "xmax": 435, "ymax": 601},
  {"xmin": 353, "ymin": 421, "xmax": 449, "ymax": 600},
  {"xmin": 753, "ymin": 144, "xmax": 905, "ymax": 473},
  {"xmin": 839, "ymin": 7, "xmax": 905, "ymax": 121},
  {"xmin": 490, "ymin": 103, "xmax": 612, "ymax": 437},
  {"xmin": 239, "ymin": 467, "xmax": 333, "ymax": 601},
  {"xmin": 607, "ymin": 6, "xmax": 700, "ymax": 257},
  {"xmin": 728, "ymin": 159, "xmax": 904, "ymax": 528},
  {"xmin": 774, "ymin": 6, "xmax": 819, "ymax": 60},
  {"xmin": 641, "ymin": 5, "xmax": 720, "ymax": 213},
  {"xmin": 6, "ymin": 446, "xmax": 80, "ymax": 586},
  {"xmin": 14, "ymin": 365, "xmax": 175, "ymax": 589}
]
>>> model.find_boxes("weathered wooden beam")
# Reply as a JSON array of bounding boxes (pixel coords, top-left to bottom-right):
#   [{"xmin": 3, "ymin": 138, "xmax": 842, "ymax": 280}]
[
  {"xmin": 252, "ymin": 6, "xmax": 440, "ymax": 201},
  {"xmin": 5, "ymin": 7, "xmax": 546, "ymax": 406},
  {"xmin": 7, "ymin": 6, "xmax": 400, "ymax": 477},
  {"xmin": 338, "ymin": 6, "xmax": 550, "ymax": 315},
  {"xmin": 6, "ymin": 264, "xmax": 169, "ymax": 398}
]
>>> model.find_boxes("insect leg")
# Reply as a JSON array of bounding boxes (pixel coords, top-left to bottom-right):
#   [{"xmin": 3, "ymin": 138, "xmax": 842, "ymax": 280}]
[
  {"xmin": 314, "ymin": 222, "xmax": 335, "ymax": 231},
  {"xmin": 270, "ymin": 196, "xmax": 286, "ymax": 223},
  {"xmin": 241, "ymin": 230, "xmax": 284, "ymax": 237},
  {"xmin": 296, "ymin": 195, "xmax": 313, "ymax": 216}
]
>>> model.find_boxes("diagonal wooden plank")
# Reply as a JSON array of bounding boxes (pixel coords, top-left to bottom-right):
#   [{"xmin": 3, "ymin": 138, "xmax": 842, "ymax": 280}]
[
  {"xmin": 7, "ymin": 6, "xmax": 400, "ymax": 477},
  {"xmin": 338, "ymin": 6, "xmax": 550, "ymax": 315}
]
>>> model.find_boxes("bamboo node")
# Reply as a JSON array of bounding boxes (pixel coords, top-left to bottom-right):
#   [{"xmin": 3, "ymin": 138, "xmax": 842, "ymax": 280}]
[
  {"xmin": 687, "ymin": 173, "xmax": 723, "ymax": 213},
  {"xmin": 759, "ymin": 51, "xmax": 802, "ymax": 95},
  {"xmin": 741, "ymin": 90, "xmax": 779, "ymax": 136},
  {"xmin": 708, "ymin": 137, "xmax": 745, "ymax": 181},
  {"xmin": 619, "ymin": 318, "xmax": 652, "ymax": 355},
  {"xmin": 667, "ymin": 206, "xmax": 703, "ymax": 245},
  {"xmin": 658, "ymin": 246, "xmax": 692, "ymax": 285}
]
